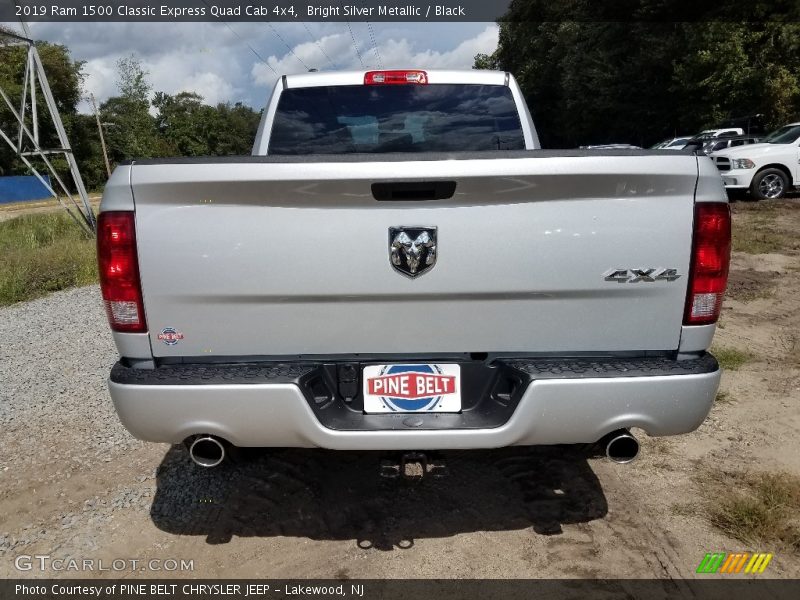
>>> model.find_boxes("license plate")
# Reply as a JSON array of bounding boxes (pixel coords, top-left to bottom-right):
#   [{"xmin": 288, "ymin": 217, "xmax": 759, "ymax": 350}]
[{"xmin": 362, "ymin": 364, "xmax": 461, "ymax": 413}]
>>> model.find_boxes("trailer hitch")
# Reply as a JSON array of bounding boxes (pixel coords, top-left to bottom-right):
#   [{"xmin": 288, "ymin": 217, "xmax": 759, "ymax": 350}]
[{"xmin": 380, "ymin": 452, "xmax": 447, "ymax": 480}]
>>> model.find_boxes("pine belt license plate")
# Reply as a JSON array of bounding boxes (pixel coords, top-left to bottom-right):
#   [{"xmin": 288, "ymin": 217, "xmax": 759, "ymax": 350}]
[{"xmin": 362, "ymin": 364, "xmax": 461, "ymax": 413}]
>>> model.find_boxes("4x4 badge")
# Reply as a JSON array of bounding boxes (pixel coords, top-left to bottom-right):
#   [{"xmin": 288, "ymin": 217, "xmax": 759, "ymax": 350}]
[
  {"xmin": 604, "ymin": 268, "xmax": 681, "ymax": 283},
  {"xmin": 389, "ymin": 227, "xmax": 437, "ymax": 278}
]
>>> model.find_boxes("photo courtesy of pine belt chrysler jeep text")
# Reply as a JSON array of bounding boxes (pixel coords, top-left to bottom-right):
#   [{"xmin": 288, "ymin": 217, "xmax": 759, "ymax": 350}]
[{"xmin": 97, "ymin": 69, "xmax": 731, "ymax": 468}]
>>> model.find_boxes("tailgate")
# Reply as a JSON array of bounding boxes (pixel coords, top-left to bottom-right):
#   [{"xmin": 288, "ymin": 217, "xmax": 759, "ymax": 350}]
[{"xmin": 130, "ymin": 153, "xmax": 698, "ymax": 358}]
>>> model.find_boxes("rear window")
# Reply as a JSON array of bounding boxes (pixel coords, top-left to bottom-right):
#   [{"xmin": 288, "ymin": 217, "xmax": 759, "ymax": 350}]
[{"xmin": 268, "ymin": 84, "xmax": 525, "ymax": 155}]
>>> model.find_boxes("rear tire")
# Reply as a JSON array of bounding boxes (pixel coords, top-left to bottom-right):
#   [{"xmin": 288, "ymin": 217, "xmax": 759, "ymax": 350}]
[{"xmin": 750, "ymin": 168, "xmax": 789, "ymax": 200}]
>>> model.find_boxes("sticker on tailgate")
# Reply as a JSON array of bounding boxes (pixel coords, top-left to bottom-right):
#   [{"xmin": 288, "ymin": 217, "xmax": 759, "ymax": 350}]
[{"xmin": 363, "ymin": 364, "xmax": 461, "ymax": 413}]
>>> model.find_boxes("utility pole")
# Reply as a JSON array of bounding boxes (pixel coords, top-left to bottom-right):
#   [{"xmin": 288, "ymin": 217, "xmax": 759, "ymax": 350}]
[{"xmin": 90, "ymin": 93, "xmax": 112, "ymax": 177}]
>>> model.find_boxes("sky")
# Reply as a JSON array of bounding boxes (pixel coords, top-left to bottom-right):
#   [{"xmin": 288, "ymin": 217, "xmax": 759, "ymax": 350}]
[{"xmin": 12, "ymin": 21, "xmax": 499, "ymax": 113}]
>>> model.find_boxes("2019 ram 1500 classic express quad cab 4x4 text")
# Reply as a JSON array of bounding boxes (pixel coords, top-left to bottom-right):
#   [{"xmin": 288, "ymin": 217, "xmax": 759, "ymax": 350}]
[{"xmin": 98, "ymin": 69, "xmax": 730, "ymax": 468}]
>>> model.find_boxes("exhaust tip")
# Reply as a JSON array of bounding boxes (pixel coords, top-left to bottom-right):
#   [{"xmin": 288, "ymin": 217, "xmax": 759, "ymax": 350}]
[
  {"xmin": 605, "ymin": 431, "xmax": 640, "ymax": 464},
  {"xmin": 188, "ymin": 435, "xmax": 226, "ymax": 468}
]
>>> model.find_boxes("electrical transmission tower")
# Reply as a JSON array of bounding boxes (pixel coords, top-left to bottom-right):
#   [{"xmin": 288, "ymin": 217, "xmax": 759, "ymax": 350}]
[{"xmin": 0, "ymin": 22, "xmax": 95, "ymax": 234}]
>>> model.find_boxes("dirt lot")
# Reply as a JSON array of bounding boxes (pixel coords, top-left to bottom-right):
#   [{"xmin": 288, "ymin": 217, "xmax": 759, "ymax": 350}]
[{"xmin": 1, "ymin": 199, "xmax": 799, "ymax": 581}]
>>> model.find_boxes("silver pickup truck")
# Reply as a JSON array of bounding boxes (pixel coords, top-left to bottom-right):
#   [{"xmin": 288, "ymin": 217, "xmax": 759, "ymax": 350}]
[{"xmin": 98, "ymin": 69, "xmax": 730, "ymax": 468}]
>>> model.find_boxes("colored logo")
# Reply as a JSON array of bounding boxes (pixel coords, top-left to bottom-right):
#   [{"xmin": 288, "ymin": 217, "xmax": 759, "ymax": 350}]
[
  {"xmin": 696, "ymin": 552, "xmax": 773, "ymax": 574},
  {"xmin": 157, "ymin": 327, "xmax": 184, "ymax": 346},
  {"xmin": 367, "ymin": 364, "xmax": 456, "ymax": 411}
]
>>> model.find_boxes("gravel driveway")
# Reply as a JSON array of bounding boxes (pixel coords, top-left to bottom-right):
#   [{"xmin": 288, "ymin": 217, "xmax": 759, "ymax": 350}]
[{"xmin": 0, "ymin": 286, "xmax": 148, "ymax": 560}]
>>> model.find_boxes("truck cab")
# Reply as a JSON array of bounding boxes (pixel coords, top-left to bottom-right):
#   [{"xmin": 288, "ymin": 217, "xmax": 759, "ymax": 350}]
[{"xmin": 712, "ymin": 122, "xmax": 800, "ymax": 199}]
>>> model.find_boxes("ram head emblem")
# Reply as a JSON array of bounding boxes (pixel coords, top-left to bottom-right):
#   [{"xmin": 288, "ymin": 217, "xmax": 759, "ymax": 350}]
[{"xmin": 389, "ymin": 227, "xmax": 437, "ymax": 278}]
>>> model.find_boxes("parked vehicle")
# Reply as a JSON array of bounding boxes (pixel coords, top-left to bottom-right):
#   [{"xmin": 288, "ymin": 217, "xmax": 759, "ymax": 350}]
[
  {"xmin": 693, "ymin": 128, "xmax": 744, "ymax": 139},
  {"xmin": 580, "ymin": 144, "xmax": 642, "ymax": 150},
  {"xmin": 761, "ymin": 123, "xmax": 800, "ymax": 143},
  {"xmin": 702, "ymin": 135, "xmax": 761, "ymax": 154},
  {"xmin": 712, "ymin": 122, "xmax": 800, "ymax": 199},
  {"xmin": 98, "ymin": 69, "xmax": 728, "ymax": 468},
  {"xmin": 651, "ymin": 137, "xmax": 692, "ymax": 150}
]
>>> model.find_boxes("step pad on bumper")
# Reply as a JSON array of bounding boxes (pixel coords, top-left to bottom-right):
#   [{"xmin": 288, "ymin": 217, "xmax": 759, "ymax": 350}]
[
  {"xmin": 508, "ymin": 353, "xmax": 718, "ymax": 379},
  {"xmin": 110, "ymin": 354, "xmax": 717, "ymax": 386}
]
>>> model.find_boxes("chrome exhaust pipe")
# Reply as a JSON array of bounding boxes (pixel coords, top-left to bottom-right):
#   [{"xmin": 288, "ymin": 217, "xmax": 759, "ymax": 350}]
[
  {"xmin": 604, "ymin": 429, "xmax": 640, "ymax": 464},
  {"xmin": 188, "ymin": 435, "xmax": 226, "ymax": 468}
]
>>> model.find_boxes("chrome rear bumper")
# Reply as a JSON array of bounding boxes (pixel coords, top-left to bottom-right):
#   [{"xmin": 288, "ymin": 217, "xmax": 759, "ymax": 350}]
[{"xmin": 109, "ymin": 356, "xmax": 720, "ymax": 450}]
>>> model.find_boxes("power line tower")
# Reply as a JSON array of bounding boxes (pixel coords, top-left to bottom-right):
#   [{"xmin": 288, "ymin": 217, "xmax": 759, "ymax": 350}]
[{"xmin": 0, "ymin": 22, "xmax": 95, "ymax": 234}]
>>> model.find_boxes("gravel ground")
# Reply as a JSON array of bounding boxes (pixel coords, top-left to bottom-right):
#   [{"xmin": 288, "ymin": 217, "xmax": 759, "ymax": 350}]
[
  {"xmin": 1, "ymin": 286, "xmax": 109, "ymax": 425},
  {"xmin": 0, "ymin": 286, "xmax": 136, "ymax": 462},
  {"xmin": 0, "ymin": 286, "xmax": 152, "ymax": 558}
]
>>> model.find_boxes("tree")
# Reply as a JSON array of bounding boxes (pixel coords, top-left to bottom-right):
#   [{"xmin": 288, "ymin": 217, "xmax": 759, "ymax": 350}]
[
  {"xmin": 212, "ymin": 102, "xmax": 262, "ymax": 155},
  {"xmin": 70, "ymin": 112, "xmax": 109, "ymax": 191},
  {"xmin": 477, "ymin": 1, "xmax": 800, "ymax": 147},
  {"xmin": 100, "ymin": 55, "xmax": 163, "ymax": 163},
  {"xmin": 117, "ymin": 55, "xmax": 150, "ymax": 104},
  {"xmin": 473, "ymin": 53, "xmax": 499, "ymax": 70},
  {"xmin": 0, "ymin": 31, "xmax": 85, "ymax": 181},
  {"xmin": 153, "ymin": 91, "xmax": 216, "ymax": 156},
  {"xmin": 672, "ymin": 22, "xmax": 800, "ymax": 131},
  {"xmin": 152, "ymin": 92, "xmax": 262, "ymax": 157}
]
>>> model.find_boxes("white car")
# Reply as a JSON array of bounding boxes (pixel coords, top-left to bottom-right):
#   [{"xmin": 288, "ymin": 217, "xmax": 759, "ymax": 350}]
[
  {"xmin": 652, "ymin": 137, "xmax": 692, "ymax": 150},
  {"xmin": 696, "ymin": 128, "xmax": 745, "ymax": 138},
  {"xmin": 581, "ymin": 144, "xmax": 642, "ymax": 149},
  {"xmin": 712, "ymin": 122, "xmax": 800, "ymax": 199}
]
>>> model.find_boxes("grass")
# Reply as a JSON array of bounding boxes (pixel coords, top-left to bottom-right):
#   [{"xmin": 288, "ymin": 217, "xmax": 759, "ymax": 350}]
[
  {"xmin": 699, "ymin": 471, "xmax": 800, "ymax": 553},
  {"xmin": 732, "ymin": 216, "xmax": 786, "ymax": 255},
  {"xmin": 731, "ymin": 203, "xmax": 799, "ymax": 255},
  {"xmin": 712, "ymin": 346, "xmax": 752, "ymax": 371},
  {"xmin": 725, "ymin": 269, "xmax": 776, "ymax": 303},
  {"xmin": 0, "ymin": 212, "xmax": 97, "ymax": 306},
  {"xmin": 733, "ymin": 287, "xmax": 775, "ymax": 303},
  {"xmin": 671, "ymin": 502, "xmax": 700, "ymax": 518},
  {"xmin": 715, "ymin": 390, "xmax": 733, "ymax": 404}
]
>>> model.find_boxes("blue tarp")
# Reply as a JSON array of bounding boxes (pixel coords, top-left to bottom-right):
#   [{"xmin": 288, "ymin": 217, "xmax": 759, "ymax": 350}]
[{"xmin": 0, "ymin": 175, "xmax": 54, "ymax": 204}]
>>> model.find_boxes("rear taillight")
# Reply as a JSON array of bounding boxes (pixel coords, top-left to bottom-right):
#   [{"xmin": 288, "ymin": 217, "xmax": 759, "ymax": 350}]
[
  {"xmin": 364, "ymin": 70, "xmax": 428, "ymax": 85},
  {"xmin": 97, "ymin": 211, "xmax": 147, "ymax": 333},
  {"xmin": 684, "ymin": 202, "xmax": 731, "ymax": 325}
]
